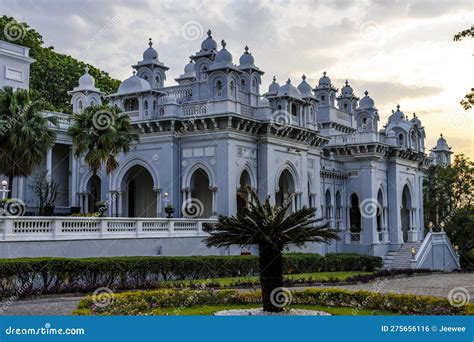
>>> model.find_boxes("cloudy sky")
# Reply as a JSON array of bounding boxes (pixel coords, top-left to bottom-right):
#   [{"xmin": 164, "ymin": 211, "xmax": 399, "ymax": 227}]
[{"xmin": 1, "ymin": 0, "xmax": 472, "ymax": 156}]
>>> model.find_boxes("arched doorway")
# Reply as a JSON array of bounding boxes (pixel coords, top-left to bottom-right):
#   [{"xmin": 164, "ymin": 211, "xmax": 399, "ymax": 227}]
[
  {"xmin": 87, "ymin": 175, "xmax": 101, "ymax": 213},
  {"xmin": 349, "ymin": 193, "xmax": 361, "ymax": 242},
  {"xmin": 190, "ymin": 169, "xmax": 213, "ymax": 218},
  {"xmin": 335, "ymin": 191, "xmax": 342, "ymax": 229},
  {"xmin": 237, "ymin": 170, "xmax": 252, "ymax": 215},
  {"xmin": 376, "ymin": 189, "xmax": 384, "ymax": 233},
  {"xmin": 401, "ymin": 185, "xmax": 412, "ymax": 242},
  {"xmin": 276, "ymin": 169, "xmax": 295, "ymax": 213},
  {"xmin": 325, "ymin": 190, "xmax": 332, "ymax": 221},
  {"xmin": 121, "ymin": 165, "xmax": 156, "ymax": 217}
]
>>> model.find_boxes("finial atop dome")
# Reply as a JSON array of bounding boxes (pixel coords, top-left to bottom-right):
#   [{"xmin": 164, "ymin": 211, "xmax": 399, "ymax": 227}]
[
  {"xmin": 286, "ymin": 78, "xmax": 291, "ymax": 84},
  {"xmin": 323, "ymin": 71, "xmax": 327, "ymax": 77},
  {"xmin": 84, "ymin": 66, "xmax": 90, "ymax": 74},
  {"xmin": 244, "ymin": 45, "xmax": 249, "ymax": 53},
  {"xmin": 440, "ymin": 133, "xmax": 443, "ymax": 137},
  {"xmin": 345, "ymin": 79, "xmax": 348, "ymax": 86},
  {"xmin": 148, "ymin": 38, "xmax": 153, "ymax": 47},
  {"xmin": 413, "ymin": 112, "xmax": 416, "ymax": 118},
  {"xmin": 221, "ymin": 40, "xmax": 226, "ymax": 49},
  {"xmin": 273, "ymin": 76, "xmax": 276, "ymax": 82},
  {"xmin": 364, "ymin": 90, "xmax": 369, "ymax": 97},
  {"xmin": 302, "ymin": 74, "xmax": 306, "ymax": 81},
  {"xmin": 397, "ymin": 104, "xmax": 400, "ymax": 111},
  {"xmin": 207, "ymin": 29, "xmax": 212, "ymax": 37},
  {"xmin": 133, "ymin": 70, "xmax": 136, "ymax": 76}
]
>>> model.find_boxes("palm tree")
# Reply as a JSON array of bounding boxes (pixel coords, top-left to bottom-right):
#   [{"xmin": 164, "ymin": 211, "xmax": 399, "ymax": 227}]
[
  {"xmin": 0, "ymin": 87, "xmax": 57, "ymax": 192},
  {"xmin": 68, "ymin": 104, "xmax": 138, "ymax": 175},
  {"xmin": 204, "ymin": 189, "xmax": 339, "ymax": 312}
]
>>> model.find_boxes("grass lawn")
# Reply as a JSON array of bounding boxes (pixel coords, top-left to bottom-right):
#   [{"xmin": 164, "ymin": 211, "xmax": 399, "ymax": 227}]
[
  {"xmin": 164, "ymin": 271, "xmax": 370, "ymax": 287},
  {"xmin": 152, "ymin": 304, "xmax": 397, "ymax": 316}
]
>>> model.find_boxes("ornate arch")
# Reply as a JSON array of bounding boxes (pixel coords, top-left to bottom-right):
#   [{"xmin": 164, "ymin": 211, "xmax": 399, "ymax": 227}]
[
  {"xmin": 184, "ymin": 162, "xmax": 216, "ymax": 189},
  {"xmin": 236, "ymin": 162, "xmax": 256, "ymax": 190},
  {"xmin": 113, "ymin": 156, "xmax": 160, "ymax": 190},
  {"xmin": 275, "ymin": 161, "xmax": 300, "ymax": 192}
]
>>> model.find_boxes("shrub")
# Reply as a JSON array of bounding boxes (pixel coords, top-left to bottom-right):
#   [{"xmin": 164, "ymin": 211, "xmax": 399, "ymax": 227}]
[
  {"xmin": 75, "ymin": 288, "xmax": 473, "ymax": 316},
  {"xmin": 0, "ymin": 253, "xmax": 382, "ymax": 298}
]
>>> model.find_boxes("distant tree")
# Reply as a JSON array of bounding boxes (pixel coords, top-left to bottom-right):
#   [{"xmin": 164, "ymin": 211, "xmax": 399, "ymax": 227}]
[
  {"xmin": 453, "ymin": 26, "xmax": 474, "ymax": 110},
  {"xmin": 0, "ymin": 16, "xmax": 120, "ymax": 113},
  {"xmin": 0, "ymin": 87, "xmax": 57, "ymax": 191},
  {"xmin": 68, "ymin": 104, "xmax": 139, "ymax": 174},
  {"xmin": 29, "ymin": 171, "xmax": 60, "ymax": 215},
  {"xmin": 204, "ymin": 190, "xmax": 339, "ymax": 312}
]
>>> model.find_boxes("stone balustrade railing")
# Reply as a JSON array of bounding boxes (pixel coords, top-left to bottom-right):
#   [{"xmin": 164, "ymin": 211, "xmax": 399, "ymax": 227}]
[{"xmin": 0, "ymin": 217, "xmax": 217, "ymax": 241}]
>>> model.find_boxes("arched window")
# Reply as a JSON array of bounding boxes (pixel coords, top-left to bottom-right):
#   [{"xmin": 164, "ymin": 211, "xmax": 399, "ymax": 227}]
[
  {"xmin": 78, "ymin": 100, "xmax": 83, "ymax": 111},
  {"xmin": 159, "ymin": 108, "xmax": 164, "ymax": 116},
  {"xmin": 349, "ymin": 193, "xmax": 361, "ymax": 233},
  {"xmin": 144, "ymin": 100, "xmax": 149, "ymax": 115},
  {"xmin": 215, "ymin": 80, "xmax": 223, "ymax": 97},
  {"xmin": 398, "ymin": 133, "xmax": 404, "ymax": 146},
  {"xmin": 230, "ymin": 80, "xmax": 236, "ymax": 97},
  {"xmin": 143, "ymin": 74, "xmax": 149, "ymax": 81},
  {"xmin": 90, "ymin": 99, "xmax": 96, "ymax": 106},
  {"xmin": 155, "ymin": 75, "xmax": 161, "ymax": 87},
  {"xmin": 325, "ymin": 190, "xmax": 332, "ymax": 220},
  {"xmin": 344, "ymin": 103, "xmax": 348, "ymax": 110},
  {"xmin": 335, "ymin": 191, "xmax": 342, "ymax": 229},
  {"xmin": 200, "ymin": 66, "xmax": 208, "ymax": 80},
  {"xmin": 240, "ymin": 79, "xmax": 246, "ymax": 91},
  {"xmin": 410, "ymin": 131, "xmax": 416, "ymax": 149},
  {"xmin": 321, "ymin": 95, "xmax": 325, "ymax": 101},
  {"xmin": 251, "ymin": 78, "xmax": 257, "ymax": 93},
  {"xmin": 277, "ymin": 105, "xmax": 282, "ymax": 110},
  {"xmin": 124, "ymin": 98, "xmax": 139, "ymax": 111}
]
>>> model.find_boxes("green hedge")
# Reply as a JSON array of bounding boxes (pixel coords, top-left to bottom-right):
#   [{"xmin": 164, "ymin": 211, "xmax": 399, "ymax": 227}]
[
  {"xmin": 0, "ymin": 253, "xmax": 382, "ymax": 298},
  {"xmin": 75, "ymin": 288, "xmax": 473, "ymax": 316}
]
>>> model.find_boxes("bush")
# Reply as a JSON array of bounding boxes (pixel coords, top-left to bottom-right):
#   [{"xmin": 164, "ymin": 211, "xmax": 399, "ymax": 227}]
[
  {"xmin": 75, "ymin": 288, "xmax": 473, "ymax": 316},
  {"xmin": 0, "ymin": 253, "xmax": 382, "ymax": 298}
]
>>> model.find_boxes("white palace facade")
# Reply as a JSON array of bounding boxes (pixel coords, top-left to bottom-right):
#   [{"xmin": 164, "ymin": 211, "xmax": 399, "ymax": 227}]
[{"xmin": 0, "ymin": 36, "xmax": 459, "ymax": 270}]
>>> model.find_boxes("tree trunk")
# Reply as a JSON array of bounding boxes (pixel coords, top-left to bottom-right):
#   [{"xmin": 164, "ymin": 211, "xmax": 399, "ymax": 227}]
[{"xmin": 258, "ymin": 243, "xmax": 284, "ymax": 312}]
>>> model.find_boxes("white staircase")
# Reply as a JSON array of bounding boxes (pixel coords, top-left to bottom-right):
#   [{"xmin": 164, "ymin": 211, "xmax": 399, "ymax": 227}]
[{"xmin": 383, "ymin": 242, "xmax": 422, "ymax": 269}]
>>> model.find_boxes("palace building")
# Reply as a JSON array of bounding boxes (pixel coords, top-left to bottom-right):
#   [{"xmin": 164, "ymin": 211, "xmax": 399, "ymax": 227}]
[{"xmin": 0, "ymin": 35, "xmax": 459, "ymax": 270}]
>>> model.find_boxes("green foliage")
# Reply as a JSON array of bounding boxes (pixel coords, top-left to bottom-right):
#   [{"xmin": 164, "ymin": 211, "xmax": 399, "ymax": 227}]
[
  {"xmin": 68, "ymin": 104, "xmax": 139, "ymax": 174},
  {"xmin": 75, "ymin": 288, "xmax": 472, "ymax": 316},
  {"xmin": 0, "ymin": 87, "xmax": 56, "ymax": 178},
  {"xmin": 0, "ymin": 254, "xmax": 381, "ymax": 298},
  {"xmin": 0, "ymin": 16, "xmax": 120, "ymax": 113},
  {"xmin": 453, "ymin": 26, "xmax": 473, "ymax": 110}
]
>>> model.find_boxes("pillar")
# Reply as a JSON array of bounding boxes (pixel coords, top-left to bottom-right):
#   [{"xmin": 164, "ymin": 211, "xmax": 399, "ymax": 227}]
[
  {"xmin": 154, "ymin": 187, "xmax": 162, "ymax": 217},
  {"xmin": 46, "ymin": 147, "xmax": 53, "ymax": 178}
]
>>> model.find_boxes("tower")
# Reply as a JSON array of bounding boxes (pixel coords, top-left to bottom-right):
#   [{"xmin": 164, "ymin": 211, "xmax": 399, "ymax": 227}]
[
  {"xmin": 132, "ymin": 38, "xmax": 169, "ymax": 89},
  {"xmin": 68, "ymin": 67, "xmax": 103, "ymax": 114},
  {"xmin": 355, "ymin": 91, "xmax": 379, "ymax": 132}
]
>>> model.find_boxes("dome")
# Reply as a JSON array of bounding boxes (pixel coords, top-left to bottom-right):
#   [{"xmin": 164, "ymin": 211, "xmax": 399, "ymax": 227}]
[
  {"xmin": 388, "ymin": 104, "xmax": 405, "ymax": 122},
  {"xmin": 259, "ymin": 97, "xmax": 270, "ymax": 107},
  {"xmin": 359, "ymin": 90, "xmax": 375, "ymax": 109},
  {"xmin": 143, "ymin": 38, "xmax": 158, "ymax": 60},
  {"xmin": 318, "ymin": 71, "xmax": 331, "ymax": 87},
  {"xmin": 341, "ymin": 80, "xmax": 353, "ymax": 96},
  {"xmin": 214, "ymin": 40, "xmax": 233, "ymax": 64},
  {"xmin": 410, "ymin": 112, "xmax": 421, "ymax": 126},
  {"xmin": 277, "ymin": 78, "xmax": 302, "ymax": 100},
  {"xmin": 435, "ymin": 134, "xmax": 450, "ymax": 151},
  {"xmin": 239, "ymin": 45, "xmax": 254, "ymax": 66},
  {"xmin": 201, "ymin": 29, "xmax": 217, "ymax": 51},
  {"xmin": 117, "ymin": 72, "xmax": 151, "ymax": 94},
  {"xmin": 184, "ymin": 60, "xmax": 194, "ymax": 73},
  {"xmin": 78, "ymin": 66, "xmax": 95, "ymax": 88},
  {"xmin": 297, "ymin": 74, "xmax": 312, "ymax": 98},
  {"xmin": 268, "ymin": 76, "xmax": 280, "ymax": 93}
]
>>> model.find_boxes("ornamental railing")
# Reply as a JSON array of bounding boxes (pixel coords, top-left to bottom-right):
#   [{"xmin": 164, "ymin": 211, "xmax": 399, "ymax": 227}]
[{"xmin": 0, "ymin": 217, "xmax": 217, "ymax": 241}]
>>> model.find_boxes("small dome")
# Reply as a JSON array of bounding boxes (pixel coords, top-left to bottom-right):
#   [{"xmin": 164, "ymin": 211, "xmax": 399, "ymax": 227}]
[
  {"xmin": 143, "ymin": 38, "xmax": 158, "ymax": 60},
  {"xmin": 214, "ymin": 40, "xmax": 233, "ymax": 64},
  {"xmin": 259, "ymin": 97, "xmax": 270, "ymax": 107},
  {"xmin": 359, "ymin": 90, "xmax": 375, "ymax": 109},
  {"xmin": 239, "ymin": 45, "xmax": 254, "ymax": 66},
  {"xmin": 201, "ymin": 29, "xmax": 217, "ymax": 51},
  {"xmin": 79, "ymin": 66, "xmax": 95, "ymax": 88},
  {"xmin": 118, "ymin": 72, "xmax": 151, "ymax": 94},
  {"xmin": 318, "ymin": 71, "xmax": 331, "ymax": 87},
  {"xmin": 162, "ymin": 93, "xmax": 178, "ymax": 105},
  {"xmin": 341, "ymin": 80, "xmax": 353, "ymax": 96},
  {"xmin": 410, "ymin": 112, "xmax": 421, "ymax": 126},
  {"xmin": 268, "ymin": 76, "xmax": 280, "ymax": 93},
  {"xmin": 388, "ymin": 104, "xmax": 404, "ymax": 122},
  {"xmin": 184, "ymin": 60, "xmax": 194, "ymax": 73},
  {"xmin": 435, "ymin": 134, "xmax": 450, "ymax": 151},
  {"xmin": 297, "ymin": 74, "xmax": 312, "ymax": 98},
  {"xmin": 277, "ymin": 78, "xmax": 302, "ymax": 100}
]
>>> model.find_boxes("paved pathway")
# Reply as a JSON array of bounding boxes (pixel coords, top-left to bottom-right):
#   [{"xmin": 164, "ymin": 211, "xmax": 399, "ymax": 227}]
[{"xmin": 0, "ymin": 273, "xmax": 472, "ymax": 315}]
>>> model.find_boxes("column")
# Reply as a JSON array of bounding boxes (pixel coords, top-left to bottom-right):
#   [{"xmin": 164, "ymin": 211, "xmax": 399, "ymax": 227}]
[
  {"xmin": 210, "ymin": 187, "xmax": 218, "ymax": 217},
  {"xmin": 69, "ymin": 146, "xmax": 77, "ymax": 207},
  {"xmin": 382, "ymin": 207, "xmax": 389, "ymax": 242},
  {"xmin": 154, "ymin": 187, "xmax": 162, "ymax": 217},
  {"xmin": 46, "ymin": 147, "xmax": 53, "ymax": 178}
]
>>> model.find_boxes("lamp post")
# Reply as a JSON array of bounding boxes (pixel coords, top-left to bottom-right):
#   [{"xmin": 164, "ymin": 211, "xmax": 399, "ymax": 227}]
[
  {"xmin": 427, "ymin": 221, "xmax": 433, "ymax": 232},
  {"xmin": 1, "ymin": 180, "xmax": 9, "ymax": 200}
]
